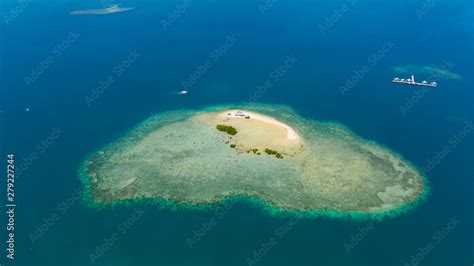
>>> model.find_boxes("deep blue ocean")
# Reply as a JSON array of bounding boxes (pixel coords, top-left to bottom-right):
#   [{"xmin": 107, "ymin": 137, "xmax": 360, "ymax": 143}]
[{"xmin": 1, "ymin": 0, "xmax": 473, "ymax": 265}]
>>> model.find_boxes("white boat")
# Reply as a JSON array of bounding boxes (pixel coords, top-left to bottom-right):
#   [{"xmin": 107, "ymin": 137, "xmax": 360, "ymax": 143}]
[{"xmin": 392, "ymin": 75, "xmax": 438, "ymax": 87}]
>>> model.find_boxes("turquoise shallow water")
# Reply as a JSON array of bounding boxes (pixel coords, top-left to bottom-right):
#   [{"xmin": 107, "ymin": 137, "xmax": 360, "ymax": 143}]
[
  {"xmin": 0, "ymin": 0, "xmax": 473, "ymax": 265},
  {"xmin": 80, "ymin": 103, "xmax": 428, "ymax": 219}
]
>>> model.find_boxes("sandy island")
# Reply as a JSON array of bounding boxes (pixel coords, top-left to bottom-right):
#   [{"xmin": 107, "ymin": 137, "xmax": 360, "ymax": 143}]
[
  {"xmin": 81, "ymin": 104, "xmax": 427, "ymax": 217},
  {"xmin": 221, "ymin": 110, "xmax": 300, "ymax": 140},
  {"xmin": 198, "ymin": 109, "xmax": 302, "ymax": 155}
]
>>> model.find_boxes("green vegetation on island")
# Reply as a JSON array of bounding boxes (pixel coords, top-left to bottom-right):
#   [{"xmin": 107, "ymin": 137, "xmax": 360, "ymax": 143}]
[
  {"xmin": 264, "ymin": 148, "xmax": 283, "ymax": 159},
  {"xmin": 248, "ymin": 148, "xmax": 259, "ymax": 154},
  {"xmin": 216, "ymin": 124, "xmax": 237, "ymax": 135},
  {"xmin": 230, "ymin": 144, "xmax": 236, "ymax": 148}
]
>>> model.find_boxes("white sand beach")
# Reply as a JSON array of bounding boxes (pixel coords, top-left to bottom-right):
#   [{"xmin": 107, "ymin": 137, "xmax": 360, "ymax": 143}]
[
  {"xmin": 220, "ymin": 110, "xmax": 300, "ymax": 141},
  {"xmin": 197, "ymin": 109, "xmax": 302, "ymax": 155}
]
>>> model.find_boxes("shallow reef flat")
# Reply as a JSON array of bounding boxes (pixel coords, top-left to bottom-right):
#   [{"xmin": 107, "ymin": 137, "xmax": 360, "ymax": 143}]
[
  {"xmin": 81, "ymin": 104, "xmax": 427, "ymax": 218},
  {"xmin": 392, "ymin": 65, "xmax": 462, "ymax": 80}
]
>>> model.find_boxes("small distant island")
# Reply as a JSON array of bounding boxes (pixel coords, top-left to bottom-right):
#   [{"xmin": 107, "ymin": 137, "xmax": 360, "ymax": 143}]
[
  {"xmin": 80, "ymin": 104, "xmax": 427, "ymax": 218},
  {"xmin": 70, "ymin": 4, "xmax": 134, "ymax": 15}
]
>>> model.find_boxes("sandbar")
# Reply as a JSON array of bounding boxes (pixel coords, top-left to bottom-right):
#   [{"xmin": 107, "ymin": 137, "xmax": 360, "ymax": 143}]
[
  {"xmin": 392, "ymin": 65, "xmax": 462, "ymax": 80},
  {"xmin": 70, "ymin": 4, "xmax": 134, "ymax": 15},
  {"xmin": 197, "ymin": 109, "xmax": 301, "ymax": 155},
  {"xmin": 221, "ymin": 110, "xmax": 300, "ymax": 140}
]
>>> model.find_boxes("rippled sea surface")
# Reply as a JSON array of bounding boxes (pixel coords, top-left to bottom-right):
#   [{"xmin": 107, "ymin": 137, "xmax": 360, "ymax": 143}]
[{"xmin": 1, "ymin": 0, "xmax": 472, "ymax": 265}]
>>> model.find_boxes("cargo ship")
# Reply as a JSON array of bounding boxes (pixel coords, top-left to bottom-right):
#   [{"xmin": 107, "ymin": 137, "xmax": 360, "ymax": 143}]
[{"xmin": 392, "ymin": 75, "xmax": 438, "ymax": 87}]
